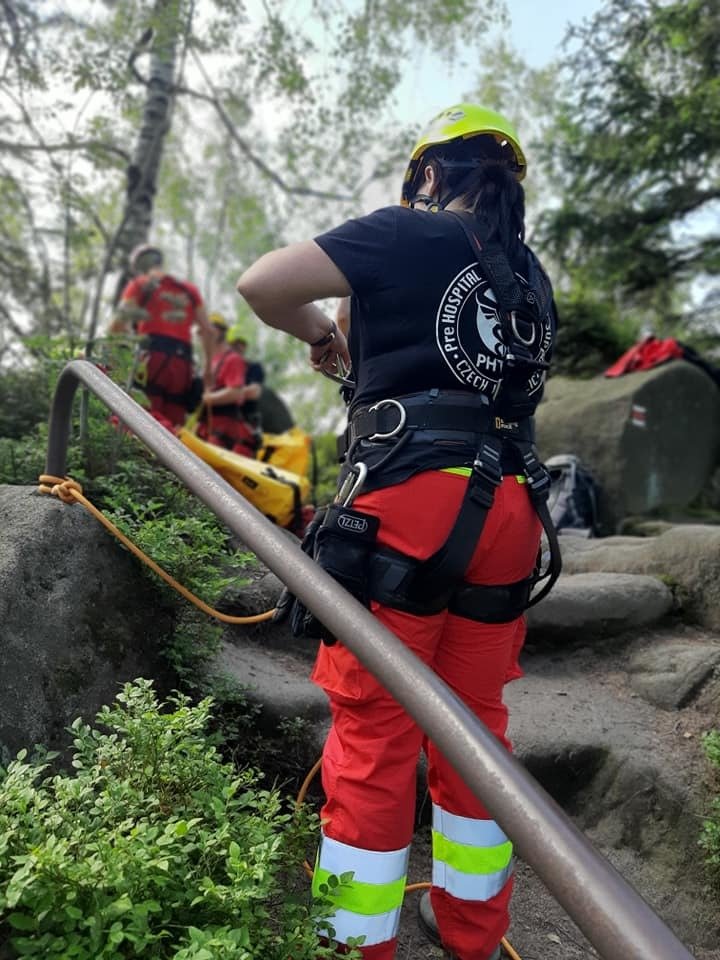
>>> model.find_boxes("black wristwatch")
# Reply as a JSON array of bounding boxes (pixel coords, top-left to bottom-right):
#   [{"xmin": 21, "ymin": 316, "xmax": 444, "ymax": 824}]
[{"xmin": 310, "ymin": 321, "xmax": 337, "ymax": 348}]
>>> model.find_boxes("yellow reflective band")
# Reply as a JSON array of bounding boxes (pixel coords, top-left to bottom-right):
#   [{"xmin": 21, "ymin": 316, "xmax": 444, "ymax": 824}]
[
  {"xmin": 439, "ymin": 468, "xmax": 527, "ymax": 484},
  {"xmin": 312, "ymin": 867, "xmax": 406, "ymax": 916},
  {"xmin": 440, "ymin": 466, "xmax": 472, "ymax": 477},
  {"xmin": 432, "ymin": 831, "xmax": 513, "ymax": 875}
]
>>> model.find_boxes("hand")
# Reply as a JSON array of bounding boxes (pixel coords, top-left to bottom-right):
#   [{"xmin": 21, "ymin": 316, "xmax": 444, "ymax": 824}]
[
  {"xmin": 202, "ymin": 390, "xmax": 213, "ymax": 405},
  {"xmin": 310, "ymin": 326, "xmax": 350, "ymax": 375}
]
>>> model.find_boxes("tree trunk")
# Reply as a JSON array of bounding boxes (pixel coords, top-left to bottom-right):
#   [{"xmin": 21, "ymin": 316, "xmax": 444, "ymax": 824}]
[{"xmin": 111, "ymin": 0, "xmax": 183, "ymax": 306}]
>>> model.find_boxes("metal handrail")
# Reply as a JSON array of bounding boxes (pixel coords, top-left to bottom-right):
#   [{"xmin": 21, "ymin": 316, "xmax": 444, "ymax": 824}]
[{"xmin": 46, "ymin": 360, "xmax": 694, "ymax": 960}]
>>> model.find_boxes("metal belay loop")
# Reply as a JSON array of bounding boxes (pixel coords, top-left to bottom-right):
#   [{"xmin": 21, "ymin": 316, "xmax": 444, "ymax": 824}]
[
  {"xmin": 367, "ymin": 398, "xmax": 407, "ymax": 441},
  {"xmin": 38, "ymin": 473, "xmax": 83, "ymax": 504}
]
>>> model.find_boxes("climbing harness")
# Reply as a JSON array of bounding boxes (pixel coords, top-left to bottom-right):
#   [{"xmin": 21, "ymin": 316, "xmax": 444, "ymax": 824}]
[
  {"xmin": 294, "ymin": 758, "xmax": 524, "ymax": 960},
  {"xmin": 37, "ymin": 475, "xmax": 275, "ymax": 625}
]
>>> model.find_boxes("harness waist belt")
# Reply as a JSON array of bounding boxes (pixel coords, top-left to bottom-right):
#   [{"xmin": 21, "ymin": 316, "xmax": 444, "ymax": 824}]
[
  {"xmin": 142, "ymin": 333, "xmax": 192, "ymax": 361},
  {"xmin": 346, "ymin": 393, "xmax": 534, "ymax": 447}
]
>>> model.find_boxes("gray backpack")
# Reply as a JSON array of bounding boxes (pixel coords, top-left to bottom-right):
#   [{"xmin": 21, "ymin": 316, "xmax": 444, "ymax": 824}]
[{"xmin": 546, "ymin": 454, "xmax": 599, "ymax": 537}]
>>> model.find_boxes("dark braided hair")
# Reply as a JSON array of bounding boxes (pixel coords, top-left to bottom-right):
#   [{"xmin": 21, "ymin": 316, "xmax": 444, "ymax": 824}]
[{"xmin": 422, "ymin": 135, "xmax": 527, "ymax": 271}]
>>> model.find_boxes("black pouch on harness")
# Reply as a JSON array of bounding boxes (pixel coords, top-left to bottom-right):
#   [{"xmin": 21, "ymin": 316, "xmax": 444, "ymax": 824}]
[
  {"xmin": 272, "ymin": 506, "xmax": 327, "ymax": 630},
  {"xmin": 273, "ymin": 504, "xmax": 380, "ymax": 645}
]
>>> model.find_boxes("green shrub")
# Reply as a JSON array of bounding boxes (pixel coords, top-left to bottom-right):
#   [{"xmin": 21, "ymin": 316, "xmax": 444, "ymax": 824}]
[
  {"xmin": 0, "ymin": 680, "xmax": 359, "ymax": 959},
  {"xmin": 551, "ymin": 290, "xmax": 636, "ymax": 379},
  {"xmin": 701, "ymin": 730, "xmax": 720, "ymax": 888}
]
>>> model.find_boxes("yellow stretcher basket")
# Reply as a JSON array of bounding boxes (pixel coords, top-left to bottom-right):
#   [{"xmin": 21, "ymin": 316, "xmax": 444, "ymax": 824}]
[
  {"xmin": 178, "ymin": 428, "xmax": 310, "ymax": 530},
  {"xmin": 257, "ymin": 425, "xmax": 312, "ymax": 477}
]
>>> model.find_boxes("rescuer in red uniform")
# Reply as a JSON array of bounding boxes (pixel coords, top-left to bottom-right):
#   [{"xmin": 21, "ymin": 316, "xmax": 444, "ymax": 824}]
[
  {"xmin": 199, "ymin": 314, "xmax": 261, "ymax": 458},
  {"xmin": 111, "ymin": 244, "xmax": 214, "ymax": 429}
]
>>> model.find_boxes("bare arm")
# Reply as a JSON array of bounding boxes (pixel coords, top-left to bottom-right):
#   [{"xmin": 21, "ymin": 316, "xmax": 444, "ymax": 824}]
[
  {"xmin": 194, "ymin": 304, "xmax": 215, "ymax": 384},
  {"xmin": 203, "ymin": 385, "xmax": 246, "ymax": 406},
  {"xmin": 109, "ymin": 298, "xmax": 139, "ymax": 335},
  {"xmin": 242, "ymin": 382, "xmax": 262, "ymax": 401},
  {"xmin": 237, "ymin": 240, "xmax": 351, "ymax": 372},
  {"xmin": 336, "ymin": 296, "xmax": 351, "ymax": 337}
]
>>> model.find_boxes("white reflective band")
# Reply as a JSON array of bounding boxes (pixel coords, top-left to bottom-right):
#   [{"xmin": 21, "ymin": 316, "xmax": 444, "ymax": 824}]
[
  {"xmin": 432, "ymin": 859, "xmax": 514, "ymax": 902},
  {"xmin": 322, "ymin": 906, "xmax": 401, "ymax": 946},
  {"xmin": 318, "ymin": 833, "xmax": 410, "ymax": 885},
  {"xmin": 432, "ymin": 803, "xmax": 509, "ymax": 848}
]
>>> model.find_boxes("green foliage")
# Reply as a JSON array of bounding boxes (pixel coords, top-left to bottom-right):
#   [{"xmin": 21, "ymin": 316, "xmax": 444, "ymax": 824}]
[
  {"xmin": 700, "ymin": 729, "xmax": 720, "ymax": 887},
  {"xmin": 311, "ymin": 432, "xmax": 342, "ymax": 506},
  {"xmin": 551, "ymin": 289, "xmax": 636, "ymax": 378},
  {"xmin": 0, "ymin": 680, "xmax": 358, "ymax": 959},
  {"xmin": 539, "ymin": 0, "xmax": 720, "ymax": 323}
]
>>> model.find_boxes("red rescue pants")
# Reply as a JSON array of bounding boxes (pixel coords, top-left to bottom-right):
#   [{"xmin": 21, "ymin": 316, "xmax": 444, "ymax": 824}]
[
  {"xmin": 311, "ymin": 470, "xmax": 541, "ymax": 960},
  {"xmin": 141, "ymin": 349, "xmax": 192, "ymax": 429},
  {"xmin": 199, "ymin": 414, "xmax": 258, "ymax": 459}
]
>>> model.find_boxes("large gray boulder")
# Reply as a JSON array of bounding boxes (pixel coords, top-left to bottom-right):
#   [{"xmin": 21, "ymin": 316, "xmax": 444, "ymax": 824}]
[
  {"xmin": 536, "ymin": 362, "xmax": 720, "ymax": 528},
  {"xmin": 0, "ymin": 485, "xmax": 174, "ymax": 761},
  {"xmin": 526, "ymin": 572, "xmax": 672, "ymax": 643},
  {"xmin": 560, "ymin": 525, "xmax": 720, "ymax": 631}
]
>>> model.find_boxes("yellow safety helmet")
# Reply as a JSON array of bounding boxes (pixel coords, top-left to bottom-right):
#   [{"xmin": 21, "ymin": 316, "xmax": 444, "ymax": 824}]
[
  {"xmin": 208, "ymin": 312, "xmax": 229, "ymax": 330},
  {"xmin": 226, "ymin": 324, "xmax": 248, "ymax": 347},
  {"xmin": 401, "ymin": 103, "xmax": 526, "ymax": 206}
]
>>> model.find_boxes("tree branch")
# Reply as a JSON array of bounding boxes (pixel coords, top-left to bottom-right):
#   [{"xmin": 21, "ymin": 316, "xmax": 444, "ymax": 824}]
[
  {"xmin": 0, "ymin": 136, "xmax": 130, "ymax": 162},
  {"xmin": 182, "ymin": 48, "xmax": 352, "ymax": 203}
]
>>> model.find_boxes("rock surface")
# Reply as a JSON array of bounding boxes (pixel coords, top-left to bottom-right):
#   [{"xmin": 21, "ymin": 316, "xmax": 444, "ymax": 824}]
[
  {"xmin": 525, "ymin": 571, "xmax": 673, "ymax": 642},
  {"xmin": 560, "ymin": 524, "xmax": 720, "ymax": 631},
  {"xmin": 535, "ymin": 362, "xmax": 720, "ymax": 529},
  {"xmin": 0, "ymin": 485, "xmax": 174, "ymax": 761}
]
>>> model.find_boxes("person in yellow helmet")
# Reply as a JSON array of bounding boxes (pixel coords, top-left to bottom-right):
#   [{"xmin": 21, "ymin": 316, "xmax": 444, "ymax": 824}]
[
  {"xmin": 237, "ymin": 103, "xmax": 559, "ymax": 960},
  {"xmin": 199, "ymin": 313, "xmax": 259, "ymax": 457}
]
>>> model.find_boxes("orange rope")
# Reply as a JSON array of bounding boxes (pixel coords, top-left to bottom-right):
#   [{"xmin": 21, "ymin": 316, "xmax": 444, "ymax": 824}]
[
  {"xmin": 295, "ymin": 756, "xmax": 522, "ymax": 959},
  {"xmin": 38, "ymin": 475, "xmax": 275, "ymax": 625}
]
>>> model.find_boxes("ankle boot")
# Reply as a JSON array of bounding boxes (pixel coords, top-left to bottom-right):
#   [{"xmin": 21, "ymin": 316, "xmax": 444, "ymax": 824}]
[{"xmin": 417, "ymin": 892, "xmax": 502, "ymax": 960}]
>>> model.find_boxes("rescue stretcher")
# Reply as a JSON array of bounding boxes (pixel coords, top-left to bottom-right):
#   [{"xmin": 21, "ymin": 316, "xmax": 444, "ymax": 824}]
[{"xmin": 178, "ymin": 426, "xmax": 312, "ymax": 531}]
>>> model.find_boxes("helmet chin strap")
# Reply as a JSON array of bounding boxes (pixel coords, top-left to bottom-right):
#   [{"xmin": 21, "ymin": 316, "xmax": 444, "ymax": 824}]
[{"xmin": 409, "ymin": 193, "xmax": 440, "ymax": 212}]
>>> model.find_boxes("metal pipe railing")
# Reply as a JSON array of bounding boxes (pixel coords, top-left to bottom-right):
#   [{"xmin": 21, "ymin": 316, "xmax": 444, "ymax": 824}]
[{"xmin": 46, "ymin": 360, "xmax": 694, "ymax": 960}]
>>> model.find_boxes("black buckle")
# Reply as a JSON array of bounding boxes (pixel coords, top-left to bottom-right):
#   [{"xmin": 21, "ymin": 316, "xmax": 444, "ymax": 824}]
[
  {"xmin": 470, "ymin": 439, "xmax": 503, "ymax": 506},
  {"xmin": 521, "ymin": 449, "xmax": 551, "ymax": 499}
]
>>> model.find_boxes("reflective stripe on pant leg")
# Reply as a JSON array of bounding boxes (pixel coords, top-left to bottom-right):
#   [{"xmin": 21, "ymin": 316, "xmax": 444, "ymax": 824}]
[
  {"xmin": 431, "ymin": 803, "xmax": 514, "ymax": 901},
  {"xmin": 312, "ymin": 833, "xmax": 409, "ymax": 946}
]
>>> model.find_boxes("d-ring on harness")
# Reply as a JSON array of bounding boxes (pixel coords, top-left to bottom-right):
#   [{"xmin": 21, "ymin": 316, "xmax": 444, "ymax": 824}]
[{"xmin": 367, "ymin": 398, "xmax": 407, "ymax": 441}]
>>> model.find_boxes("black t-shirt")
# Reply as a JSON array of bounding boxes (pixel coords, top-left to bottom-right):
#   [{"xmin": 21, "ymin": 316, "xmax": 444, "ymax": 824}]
[
  {"xmin": 314, "ymin": 205, "xmax": 555, "ymax": 485},
  {"xmin": 315, "ymin": 205, "xmax": 554, "ymax": 412},
  {"xmin": 246, "ymin": 361, "xmax": 265, "ymax": 386}
]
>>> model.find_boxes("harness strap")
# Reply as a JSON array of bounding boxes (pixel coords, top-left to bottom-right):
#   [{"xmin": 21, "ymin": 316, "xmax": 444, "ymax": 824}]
[
  {"xmin": 411, "ymin": 435, "xmax": 504, "ymax": 599},
  {"xmin": 339, "ymin": 390, "xmax": 535, "ymax": 460},
  {"xmin": 513, "ymin": 440, "xmax": 562, "ymax": 605},
  {"xmin": 142, "ymin": 333, "xmax": 193, "ymax": 361},
  {"xmin": 448, "ymin": 211, "xmax": 552, "ymax": 327}
]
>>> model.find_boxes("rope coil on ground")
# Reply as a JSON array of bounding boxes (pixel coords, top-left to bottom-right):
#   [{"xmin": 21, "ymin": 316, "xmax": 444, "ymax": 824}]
[{"xmin": 37, "ymin": 474, "xmax": 275, "ymax": 625}]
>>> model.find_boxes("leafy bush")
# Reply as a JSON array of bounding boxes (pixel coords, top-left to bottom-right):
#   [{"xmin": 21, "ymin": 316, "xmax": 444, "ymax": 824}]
[
  {"xmin": 0, "ymin": 680, "xmax": 359, "ymax": 959},
  {"xmin": 311, "ymin": 433, "xmax": 341, "ymax": 506},
  {"xmin": 551, "ymin": 289, "xmax": 636, "ymax": 379},
  {"xmin": 700, "ymin": 730, "xmax": 720, "ymax": 888}
]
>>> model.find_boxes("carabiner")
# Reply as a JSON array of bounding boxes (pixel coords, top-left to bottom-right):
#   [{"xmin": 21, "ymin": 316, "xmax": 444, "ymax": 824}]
[{"xmin": 336, "ymin": 461, "xmax": 368, "ymax": 507}]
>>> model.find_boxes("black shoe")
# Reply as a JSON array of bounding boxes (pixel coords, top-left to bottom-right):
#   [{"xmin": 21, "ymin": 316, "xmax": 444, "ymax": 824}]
[{"xmin": 417, "ymin": 892, "xmax": 502, "ymax": 960}]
